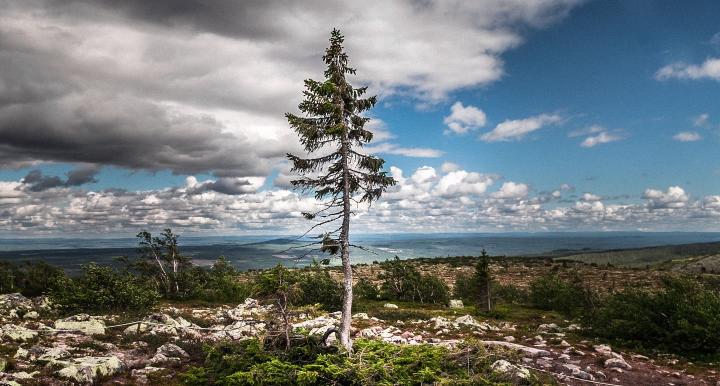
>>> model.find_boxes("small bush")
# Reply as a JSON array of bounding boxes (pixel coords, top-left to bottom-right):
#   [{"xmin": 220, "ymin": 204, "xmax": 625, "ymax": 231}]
[
  {"xmin": 529, "ymin": 274, "xmax": 589, "ymax": 316},
  {"xmin": 379, "ymin": 257, "xmax": 449, "ymax": 304},
  {"xmin": 181, "ymin": 338, "xmax": 540, "ymax": 385},
  {"xmin": 200, "ymin": 257, "xmax": 253, "ymax": 302},
  {"xmin": 0, "ymin": 261, "xmax": 66, "ymax": 296},
  {"xmin": 50, "ymin": 263, "xmax": 159, "ymax": 313},
  {"xmin": 354, "ymin": 278, "xmax": 379, "ymax": 300},
  {"xmin": 588, "ymin": 276, "xmax": 720, "ymax": 354},
  {"xmin": 493, "ymin": 283, "xmax": 529, "ymax": 305},
  {"xmin": 297, "ymin": 263, "xmax": 343, "ymax": 311}
]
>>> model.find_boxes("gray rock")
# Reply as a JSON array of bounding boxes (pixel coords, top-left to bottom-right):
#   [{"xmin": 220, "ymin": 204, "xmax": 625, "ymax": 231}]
[
  {"xmin": 150, "ymin": 343, "xmax": 189, "ymax": 365},
  {"xmin": 482, "ymin": 341, "xmax": 551, "ymax": 358},
  {"xmin": 132, "ymin": 366, "xmax": 165, "ymax": 384},
  {"xmin": 54, "ymin": 314, "xmax": 106, "ymax": 336},
  {"xmin": 562, "ymin": 364, "xmax": 595, "ymax": 381},
  {"xmin": 449, "ymin": 299, "xmax": 464, "ymax": 308},
  {"xmin": 0, "ymin": 324, "xmax": 38, "ymax": 341},
  {"xmin": 604, "ymin": 357, "xmax": 632, "ymax": 370},
  {"xmin": 491, "ymin": 359, "xmax": 531, "ymax": 380},
  {"xmin": 56, "ymin": 356, "xmax": 123, "ymax": 384}
]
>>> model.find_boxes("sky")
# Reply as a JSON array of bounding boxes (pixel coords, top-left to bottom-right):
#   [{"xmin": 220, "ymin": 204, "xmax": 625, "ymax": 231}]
[{"xmin": 1, "ymin": 0, "xmax": 719, "ymax": 236}]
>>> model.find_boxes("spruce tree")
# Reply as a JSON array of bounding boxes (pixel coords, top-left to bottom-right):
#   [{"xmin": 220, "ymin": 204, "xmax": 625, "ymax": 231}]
[{"xmin": 286, "ymin": 29, "xmax": 395, "ymax": 351}]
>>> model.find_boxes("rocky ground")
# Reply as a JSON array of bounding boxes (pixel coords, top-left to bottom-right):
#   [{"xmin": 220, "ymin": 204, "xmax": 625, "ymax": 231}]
[{"xmin": 1, "ymin": 291, "xmax": 719, "ymax": 386}]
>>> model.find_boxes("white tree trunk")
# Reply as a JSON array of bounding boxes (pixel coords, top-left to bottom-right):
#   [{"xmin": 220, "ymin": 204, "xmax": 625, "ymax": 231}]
[{"xmin": 339, "ymin": 117, "xmax": 353, "ymax": 352}]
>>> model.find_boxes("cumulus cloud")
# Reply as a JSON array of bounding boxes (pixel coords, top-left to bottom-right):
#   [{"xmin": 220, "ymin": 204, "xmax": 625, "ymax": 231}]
[
  {"xmin": 0, "ymin": 0, "xmax": 582, "ymax": 178},
  {"xmin": 2, "ymin": 172, "xmax": 720, "ymax": 234},
  {"xmin": 655, "ymin": 58, "xmax": 720, "ymax": 81},
  {"xmin": 440, "ymin": 162, "xmax": 460, "ymax": 173},
  {"xmin": 642, "ymin": 186, "xmax": 689, "ymax": 209},
  {"xmin": 491, "ymin": 182, "xmax": 529, "ymax": 199},
  {"xmin": 480, "ymin": 113, "xmax": 562, "ymax": 142},
  {"xmin": 443, "ymin": 102, "xmax": 487, "ymax": 135},
  {"xmin": 673, "ymin": 131, "xmax": 702, "ymax": 142},
  {"xmin": 581, "ymin": 193, "xmax": 602, "ymax": 201},
  {"xmin": 434, "ymin": 170, "xmax": 495, "ymax": 197},
  {"xmin": 580, "ymin": 130, "xmax": 622, "ymax": 148}
]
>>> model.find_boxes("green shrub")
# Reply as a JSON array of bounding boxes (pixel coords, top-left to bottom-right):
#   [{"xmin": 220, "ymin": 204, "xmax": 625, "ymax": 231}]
[
  {"xmin": 181, "ymin": 338, "xmax": 540, "ymax": 385},
  {"xmin": 200, "ymin": 257, "xmax": 253, "ymax": 302},
  {"xmin": 354, "ymin": 278, "xmax": 379, "ymax": 300},
  {"xmin": 453, "ymin": 274, "xmax": 475, "ymax": 302},
  {"xmin": 528, "ymin": 274, "xmax": 589, "ymax": 316},
  {"xmin": 297, "ymin": 263, "xmax": 343, "ymax": 311},
  {"xmin": 0, "ymin": 261, "xmax": 66, "ymax": 296},
  {"xmin": 588, "ymin": 276, "xmax": 720, "ymax": 354},
  {"xmin": 50, "ymin": 263, "xmax": 159, "ymax": 313},
  {"xmin": 493, "ymin": 283, "xmax": 528, "ymax": 305},
  {"xmin": 379, "ymin": 257, "xmax": 449, "ymax": 304}
]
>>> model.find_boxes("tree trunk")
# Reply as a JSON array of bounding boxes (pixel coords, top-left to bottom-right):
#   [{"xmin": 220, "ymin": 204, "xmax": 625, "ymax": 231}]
[{"xmin": 338, "ymin": 112, "xmax": 353, "ymax": 352}]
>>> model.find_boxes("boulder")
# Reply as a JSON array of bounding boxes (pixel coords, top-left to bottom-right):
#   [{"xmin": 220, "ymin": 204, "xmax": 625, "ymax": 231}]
[
  {"xmin": 54, "ymin": 314, "xmax": 106, "ymax": 335},
  {"xmin": 594, "ymin": 344, "xmax": 613, "ymax": 357},
  {"xmin": 132, "ymin": 366, "xmax": 165, "ymax": 384},
  {"xmin": 491, "ymin": 359, "xmax": 531, "ymax": 381},
  {"xmin": 561, "ymin": 364, "xmax": 595, "ymax": 381},
  {"xmin": 449, "ymin": 299, "xmax": 464, "ymax": 308},
  {"xmin": 481, "ymin": 341, "xmax": 551, "ymax": 358},
  {"xmin": 123, "ymin": 313, "xmax": 201, "ymax": 338},
  {"xmin": 212, "ymin": 320, "xmax": 266, "ymax": 340},
  {"xmin": 226, "ymin": 298, "xmax": 267, "ymax": 321},
  {"xmin": 383, "ymin": 303, "xmax": 398, "ymax": 309},
  {"xmin": 57, "ymin": 356, "xmax": 123, "ymax": 384},
  {"xmin": 455, "ymin": 315, "xmax": 481, "ymax": 328},
  {"xmin": 604, "ymin": 357, "xmax": 632, "ymax": 370},
  {"xmin": 293, "ymin": 314, "xmax": 338, "ymax": 330},
  {"xmin": 23, "ymin": 311, "xmax": 39, "ymax": 319},
  {"xmin": 0, "ymin": 324, "xmax": 38, "ymax": 341},
  {"xmin": 0, "ymin": 294, "xmax": 34, "ymax": 316},
  {"xmin": 150, "ymin": 343, "xmax": 189, "ymax": 365},
  {"xmin": 429, "ymin": 316, "xmax": 451, "ymax": 329}
]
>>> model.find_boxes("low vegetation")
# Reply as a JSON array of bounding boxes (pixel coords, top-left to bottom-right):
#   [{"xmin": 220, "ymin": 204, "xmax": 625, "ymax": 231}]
[{"xmin": 180, "ymin": 338, "xmax": 541, "ymax": 386}]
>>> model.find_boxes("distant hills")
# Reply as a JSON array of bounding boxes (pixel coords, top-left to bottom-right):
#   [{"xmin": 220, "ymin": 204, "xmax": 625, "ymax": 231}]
[{"xmin": 555, "ymin": 241, "xmax": 720, "ymax": 272}]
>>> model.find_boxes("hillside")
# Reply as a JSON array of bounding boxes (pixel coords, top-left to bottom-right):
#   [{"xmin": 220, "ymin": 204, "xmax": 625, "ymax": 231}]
[{"xmin": 552, "ymin": 241, "xmax": 720, "ymax": 268}]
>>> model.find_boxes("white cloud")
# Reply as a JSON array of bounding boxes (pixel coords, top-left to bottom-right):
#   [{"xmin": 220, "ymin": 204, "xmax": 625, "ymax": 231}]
[
  {"xmin": 480, "ymin": 113, "xmax": 562, "ymax": 142},
  {"xmin": 580, "ymin": 131, "xmax": 622, "ymax": 148},
  {"xmin": 642, "ymin": 186, "xmax": 689, "ymax": 209},
  {"xmin": 491, "ymin": 182, "xmax": 529, "ymax": 199},
  {"xmin": 3, "ymin": 173, "xmax": 720, "ymax": 234},
  {"xmin": 440, "ymin": 162, "xmax": 460, "ymax": 173},
  {"xmin": 673, "ymin": 131, "xmax": 702, "ymax": 142},
  {"xmin": 364, "ymin": 143, "xmax": 443, "ymax": 158},
  {"xmin": 693, "ymin": 113, "xmax": 710, "ymax": 128},
  {"xmin": 655, "ymin": 58, "xmax": 720, "ymax": 81},
  {"xmin": 443, "ymin": 102, "xmax": 487, "ymax": 135},
  {"xmin": 581, "ymin": 193, "xmax": 602, "ymax": 201},
  {"xmin": 434, "ymin": 170, "xmax": 494, "ymax": 197},
  {"xmin": 411, "ymin": 166, "xmax": 438, "ymax": 185}
]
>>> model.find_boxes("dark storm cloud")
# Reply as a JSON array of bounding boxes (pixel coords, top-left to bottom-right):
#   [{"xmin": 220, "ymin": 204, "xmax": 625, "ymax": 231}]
[
  {"xmin": 20, "ymin": 165, "xmax": 99, "ymax": 192},
  {"xmin": 53, "ymin": 0, "xmax": 343, "ymax": 40},
  {"xmin": 0, "ymin": 0, "xmax": 580, "ymax": 182}
]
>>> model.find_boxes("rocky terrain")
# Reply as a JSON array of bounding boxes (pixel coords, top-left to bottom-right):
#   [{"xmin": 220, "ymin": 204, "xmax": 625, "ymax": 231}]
[{"xmin": 1, "ymin": 290, "xmax": 718, "ymax": 385}]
